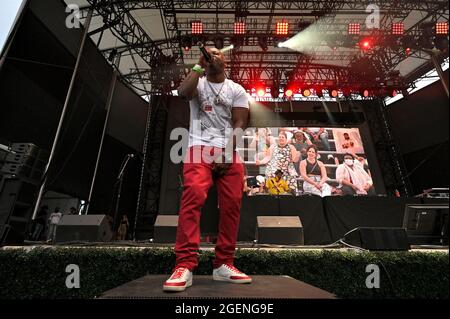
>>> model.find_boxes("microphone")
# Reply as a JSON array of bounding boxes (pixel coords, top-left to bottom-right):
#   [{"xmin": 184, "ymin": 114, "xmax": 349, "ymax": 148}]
[{"xmin": 199, "ymin": 43, "xmax": 212, "ymax": 63}]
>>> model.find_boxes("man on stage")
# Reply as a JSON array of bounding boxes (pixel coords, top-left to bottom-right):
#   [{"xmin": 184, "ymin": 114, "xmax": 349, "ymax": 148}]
[{"xmin": 163, "ymin": 47, "xmax": 251, "ymax": 292}]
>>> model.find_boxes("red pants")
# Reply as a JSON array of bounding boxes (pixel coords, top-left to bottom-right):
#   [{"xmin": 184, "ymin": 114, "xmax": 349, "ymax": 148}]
[{"xmin": 175, "ymin": 146, "xmax": 244, "ymax": 270}]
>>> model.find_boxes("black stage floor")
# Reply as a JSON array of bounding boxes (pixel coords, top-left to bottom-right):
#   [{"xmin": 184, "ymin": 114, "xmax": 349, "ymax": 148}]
[{"xmin": 98, "ymin": 275, "xmax": 336, "ymax": 299}]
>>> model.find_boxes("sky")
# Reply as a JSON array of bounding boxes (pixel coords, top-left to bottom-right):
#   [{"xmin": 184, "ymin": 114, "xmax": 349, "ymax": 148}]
[{"xmin": 0, "ymin": 0, "xmax": 24, "ymax": 52}]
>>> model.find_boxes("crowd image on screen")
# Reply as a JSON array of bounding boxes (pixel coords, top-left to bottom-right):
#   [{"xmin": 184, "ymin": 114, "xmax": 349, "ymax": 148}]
[{"xmin": 239, "ymin": 127, "xmax": 376, "ymax": 197}]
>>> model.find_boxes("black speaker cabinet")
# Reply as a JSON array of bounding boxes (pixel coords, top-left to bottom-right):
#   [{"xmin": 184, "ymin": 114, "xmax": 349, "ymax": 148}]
[
  {"xmin": 154, "ymin": 215, "xmax": 178, "ymax": 243},
  {"xmin": 256, "ymin": 216, "xmax": 304, "ymax": 245},
  {"xmin": 54, "ymin": 215, "xmax": 113, "ymax": 243},
  {"xmin": 343, "ymin": 227, "xmax": 410, "ymax": 251},
  {"xmin": 0, "ymin": 177, "xmax": 37, "ymax": 245}
]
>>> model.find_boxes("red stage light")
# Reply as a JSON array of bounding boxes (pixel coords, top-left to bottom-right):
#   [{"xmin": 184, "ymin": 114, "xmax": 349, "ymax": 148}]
[
  {"xmin": 285, "ymin": 89, "xmax": 293, "ymax": 97},
  {"xmin": 191, "ymin": 21, "xmax": 203, "ymax": 34},
  {"xmin": 302, "ymin": 89, "xmax": 311, "ymax": 97},
  {"xmin": 436, "ymin": 22, "xmax": 448, "ymax": 35},
  {"xmin": 234, "ymin": 22, "xmax": 246, "ymax": 35},
  {"xmin": 390, "ymin": 90, "xmax": 398, "ymax": 97},
  {"xmin": 330, "ymin": 89, "xmax": 339, "ymax": 98},
  {"xmin": 257, "ymin": 88, "xmax": 266, "ymax": 97},
  {"xmin": 359, "ymin": 38, "xmax": 372, "ymax": 50},
  {"xmin": 392, "ymin": 23, "xmax": 404, "ymax": 35},
  {"xmin": 348, "ymin": 23, "xmax": 360, "ymax": 35},
  {"xmin": 405, "ymin": 47, "xmax": 411, "ymax": 55},
  {"xmin": 276, "ymin": 22, "xmax": 289, "ymax": 35},
  {"xmin": 363, "ymin": 89, "xmax": 370, "ymax": 97}
]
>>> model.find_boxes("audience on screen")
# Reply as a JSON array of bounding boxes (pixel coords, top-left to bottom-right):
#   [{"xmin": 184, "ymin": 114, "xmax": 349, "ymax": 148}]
[
  {"xmin": 249, "ymin": 128, "xmax": 275, "ymax": 162},
  {"xmin": 245, "ymin": 127, "xmax": 376, "ymax": 197},
  {"xmin": 335, "ymin": 153, "xmax": 375, "ymax": 196},
  {"xmin": 299, "ymin": 145, "xmax": 332, "ymax": 197},
  {"xmin": 256, "ymin": 131, "xmax": 300, "ymax": 194},
  {"xmin": 266, "ymin": 170, "xmax": 292, "ymax": 195}
]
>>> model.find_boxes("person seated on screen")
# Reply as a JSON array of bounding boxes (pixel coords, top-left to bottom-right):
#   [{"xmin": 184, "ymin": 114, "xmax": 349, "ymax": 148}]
[
  {"xmin": 335, "ymin": 153, "xmax": 375, "ymax": 196},
  {"xmin": 299, "ymin": 145, "xmax": 332, "ymax": 197},
  {"xmin": 301, "ymin": 127, "xmax": 331, "ymax": 151},
  {"xmin": 256, "ymin": 131, "xmax": 300, "ymax": 194},
  {"xmin": 266, "ymin": 170, "xmax": 292, "ymax": 195},
  {"xmin": 290, "ymin": 130, "xmax": 312, "ymax": 173}
]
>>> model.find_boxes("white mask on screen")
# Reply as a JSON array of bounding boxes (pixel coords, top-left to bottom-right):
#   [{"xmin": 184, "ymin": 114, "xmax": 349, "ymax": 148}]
[{"xmin": 345, "ymin": 159, "xmax": 354, "ymax": 166}]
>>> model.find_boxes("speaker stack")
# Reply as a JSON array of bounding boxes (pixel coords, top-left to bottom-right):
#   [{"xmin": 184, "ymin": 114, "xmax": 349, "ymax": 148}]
[{"xmin": 0, "ymin": 143, "xmax": 48, "ymax": 245}]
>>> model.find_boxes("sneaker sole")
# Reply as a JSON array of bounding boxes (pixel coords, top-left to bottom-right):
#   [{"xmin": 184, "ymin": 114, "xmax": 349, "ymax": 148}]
[
  {"xmin": 213, "ymin": 275, "xmax": 252, "ymax": 284},
  {"xmin": 163, "ymin": 278, "xmax": 192, "ymax": 292}
]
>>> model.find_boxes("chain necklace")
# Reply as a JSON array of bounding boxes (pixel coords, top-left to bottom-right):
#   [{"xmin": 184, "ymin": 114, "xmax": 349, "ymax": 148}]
[{"xmin": 207, "ymin": 79, "xmax": 226, "ymax": 105}]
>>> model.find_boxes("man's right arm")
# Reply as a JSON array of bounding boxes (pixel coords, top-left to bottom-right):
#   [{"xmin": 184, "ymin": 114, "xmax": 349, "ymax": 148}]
[{"xmin": 177, "ymin": 68, "xmax": 202, "ymax": 100}]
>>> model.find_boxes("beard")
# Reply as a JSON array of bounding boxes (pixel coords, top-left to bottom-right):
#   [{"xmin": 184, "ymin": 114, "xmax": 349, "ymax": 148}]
[{"xmin": 207, "ymin": 62, "xmax": 225, "ymax": 75}]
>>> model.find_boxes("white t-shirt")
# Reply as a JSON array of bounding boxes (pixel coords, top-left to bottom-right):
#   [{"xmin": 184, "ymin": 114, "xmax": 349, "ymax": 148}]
[{"xmin": 189, "ymin": 77, "xmax": 249, "ymax": 148}]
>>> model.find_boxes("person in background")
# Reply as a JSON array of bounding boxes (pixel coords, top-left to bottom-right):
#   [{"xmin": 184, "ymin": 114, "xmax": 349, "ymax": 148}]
[
  {"xmin": 68, "ymin": 207, "xmax": 78, "ymax": 215},
  {"xmin": 300, "ymin": 145, "xmax": 332, "ymax": 197},
  {"xmin": 47, "ymin": 207, "xmax": 62, "ymax": 242},
  {"xmin": 117, "ymin": 214, "xmax": 129, "ymax": 240},
  {"xmin": 249, "ymin": 128, "xmax": 275, "ymax": 162},
  {"xmin": 266, "ymin": 169, "xmax": 291, "ymax": 195},
  {"xmin": 301, "ymin": 128, "xmax": 331, "ymax": 151},
  {"xmin": 30, "ymin": 205, "xmax": 48, "ymax": 241},
  {"xmin": 335, "ymin": 153, "xmax": 375, "ymax": 196},
  {"xmin": 290, "ymin": 130, "xmax": 312, "ymax": 175}
]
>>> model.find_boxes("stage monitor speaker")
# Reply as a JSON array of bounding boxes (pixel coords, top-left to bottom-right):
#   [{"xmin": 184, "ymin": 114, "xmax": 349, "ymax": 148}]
[
  {"xmin": 154, "ymin": 215, "xmax": 178, "ymax": 243},
  {"xmin": 403, "ymin": 204, "xmax": 449, "ymax": 245},
  {"xmin": 342, "ymin": 227, "xmax": 410, "ymax": 251},
  {"xmin": 256, "ymin": 216, "xmax": 304, "ymax": 245},
  {"xmin": 54, "ymin": 215, "xmax": 113, "ymax": 243}
]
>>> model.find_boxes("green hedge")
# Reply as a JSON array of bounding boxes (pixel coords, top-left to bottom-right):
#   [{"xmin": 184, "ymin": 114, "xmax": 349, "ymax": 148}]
[{"xmin": 0, "ymin": 247, "xmax": 448, "ymax": 299}]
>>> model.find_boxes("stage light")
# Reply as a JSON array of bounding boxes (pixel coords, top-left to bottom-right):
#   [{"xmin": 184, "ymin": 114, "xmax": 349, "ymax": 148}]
[
  {"xmin": 191, "ymin": 21, "xmax": 203, "ymax": 34},
  {"xmin": 362, "ymin": 89, "xmax": 370, "ymax": 98},
  {"xmin": 435, "ymin": 22, "xmax": 448, "ymax": 35},
  {"xmin": 234, "ymin": 22, "xmax": 246, "ymax": 35},
  {"xmin": 392, "ymin": 23, "xmax": 404, "ymax": 35},
  {"xmin": 405, "ymin": 47, "xmax": 411, "ymax": 55},
  {"xmin": 258, "ymin": 36, "xmax": 268, "ymax": 51},
  {"xmin": 257, "ymin": 88, "xmax": 266, "ymax": 97},
  {"xmin": 330, "ymin": 89, "xmax": 339, "ymax": 98},
  {"xmin": 276, "ymin": 22, "xmax": 289, "ymax": 35},
  {"xmin": 302, "ymin": 89, "xmax": 311, "ymax": 97},
  {"xmin": 181, "ymin": 37, "xmax": 192, "ymax": 51},
  {"xmin": 389, "ymin": 89, "xmax": 398, "ymax": 97},
  {"xmin": 359, "ymin": 38, "xmax": 372, "ymax": 50},
  {"xmin": 402, "ymin": 35, "xmax": 417, "ymax": 51},
  {"xmin": 348, "ymin": 23, "xmax": 360, "ymax": 35},
  {"xmin": 285, "ymin": 89, "xmax": 293, "ymax": 98}
]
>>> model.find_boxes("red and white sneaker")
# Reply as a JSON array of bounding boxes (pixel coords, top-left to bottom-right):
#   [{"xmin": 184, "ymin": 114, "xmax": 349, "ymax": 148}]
[
  {"xmin": 163, "ymin": 267, "xmax": 193, "ymax": 292},
  {"xmin": 213, "ymin": 264, "xmax": 252, "ymax": 284}
]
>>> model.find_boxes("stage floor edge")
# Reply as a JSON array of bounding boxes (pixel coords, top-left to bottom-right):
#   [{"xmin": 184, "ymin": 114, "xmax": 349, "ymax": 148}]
[{"xmin": 98, "ymin": 275, "xmax": 336, "ymax": 299}]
